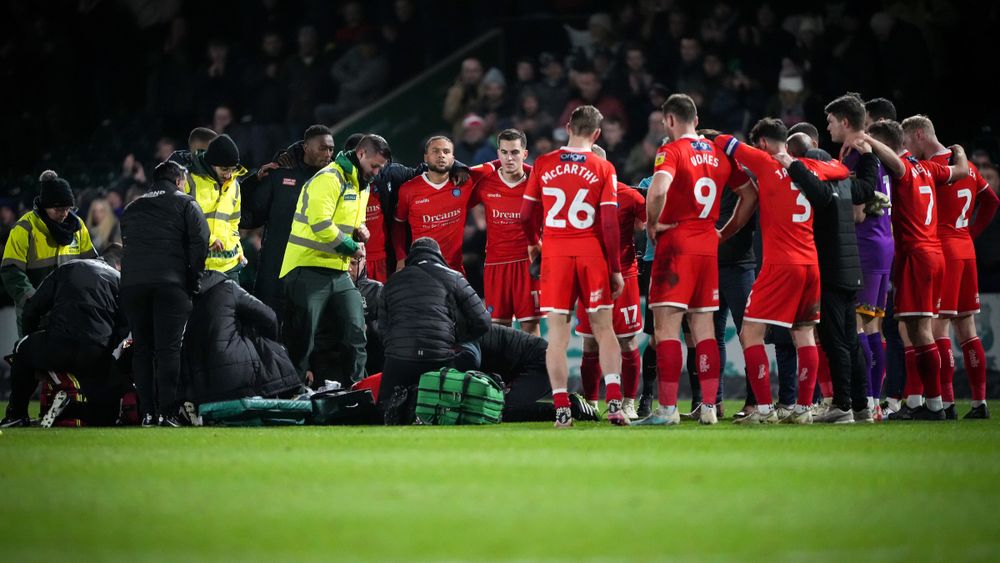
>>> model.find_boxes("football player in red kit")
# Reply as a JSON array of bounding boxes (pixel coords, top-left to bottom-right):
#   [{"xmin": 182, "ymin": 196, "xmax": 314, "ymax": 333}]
[
  {"xmin": 470, "ymin": 129, "xmax": 541, "ymax": 335},
  {"xmin": 641, "ymin": 94, "xmax": 751, "ymax": 426},
  {"xmin": 715, "ymin": 118, "xmax": 851, "ymax": 424},
  {"xmin": 864, "ymin": 120, "xmax": 969, "ymax": 420},
  {"xmin": 520, "ymin": 105, "xmax": 626, "ymax": 427},
  {"xmin": 393, "ymin": 136, "xmax": 494, "ymax": 274},
  {"xmin": 576, "ymin": 143, "xmax": 645, "ymax": 419},
  {"xmin": 900, "ymin": 116, "xmax": 993, "ymax": 418}
]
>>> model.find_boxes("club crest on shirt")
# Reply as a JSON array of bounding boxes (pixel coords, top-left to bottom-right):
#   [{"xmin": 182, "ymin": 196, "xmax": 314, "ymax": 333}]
[{"xmin": 560, "ymin": 153, "xmax": 587, "ymax": 163}]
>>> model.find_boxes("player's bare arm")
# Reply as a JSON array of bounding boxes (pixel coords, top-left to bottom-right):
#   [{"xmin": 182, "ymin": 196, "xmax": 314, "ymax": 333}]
[
  {"xmin": 947, "ymin": 144, "xmax": 970, "ymax": 182},
  {"xmin": 717, "ymin": 180, "xmax": 757, "ymax": 242},
  {"xmin": 645, "ymin": 171, "xmax": 675, "ymax": 240}
]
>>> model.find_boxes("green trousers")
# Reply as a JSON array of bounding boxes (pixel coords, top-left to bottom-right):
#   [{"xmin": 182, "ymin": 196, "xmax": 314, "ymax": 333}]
[{"xmin": 282, "ymin": 266, "xmax": 367, "ymax": 387}]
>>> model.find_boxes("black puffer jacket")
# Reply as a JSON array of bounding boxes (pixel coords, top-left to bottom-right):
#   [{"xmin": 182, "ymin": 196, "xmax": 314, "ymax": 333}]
[
  {"xmin": 120, "ymin": 179, "xmax": 209, "ymax": 291},
  {"xmin": 22, "ymin": 258, "xmax": 127, "ymax": 348},
  {"xmin": 789, "ymin": 152, "xmax": 878, "ymax": 291},
  {"xmin": 182, "ymin": 271, "xmax": 301, "ymax": 404},
  {"xmin": 378, "ymin": 242, "xmax": 491, "ymax": 362}
]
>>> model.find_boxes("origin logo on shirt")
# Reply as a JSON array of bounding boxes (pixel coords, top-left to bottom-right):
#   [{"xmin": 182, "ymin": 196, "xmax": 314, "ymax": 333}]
[{"xmin": 560, "ymin": 153, "xmax": 587, "ymax": 163}]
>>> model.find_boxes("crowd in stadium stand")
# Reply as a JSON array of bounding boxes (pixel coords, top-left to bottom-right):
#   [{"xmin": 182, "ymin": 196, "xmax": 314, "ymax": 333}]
[{"xmin": 2, "ymin": 1, "xmax": 999, "ymax": 427}]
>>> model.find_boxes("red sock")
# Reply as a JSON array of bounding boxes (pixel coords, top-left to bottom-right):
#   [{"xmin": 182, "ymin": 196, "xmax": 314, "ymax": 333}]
[
  {"xmin": 796, "ymin": 345, "xmax": 820, "ymax": 407},
  {"xmin": 915, "ymin": 343, "xmax": 942, "ymax": 398},
  {"xmin": 695, "ymin": 339, "xmax": 720, "ymax": 406},
  {"xmin": 553, "ymin": 391, "xmax": 571, "ymax": 409},
  {"xmin": 604, "ymin": 377, "xmax": 623, "ymax": 402},
  {"xmin": 962, "ymin": 337, "xmax": 987, "ymax": 401},
  {"xmin": 621, "ymin": 348, "xmax": 642, "ymax": 400},
  {"xmin": 743, "ymin": 344, "xmax": 773, "ymax": 405},
  {"xmin": 580, "ymin": 351, "xmax": 600, "ymax": 402},
  {"xmin": 903, "ymin": 346, "xmax": 922, "ymax": 398},
  {"xmin": 936, "ymin": 338, "xmax": 955, "ymax": 403},
  {"xmin": 817, "ymin": 345, "xmax": 833, "ymax": 399},
  {"xmin": 656, "ymin": 339, "xmax": 683, "ymax": 407}
]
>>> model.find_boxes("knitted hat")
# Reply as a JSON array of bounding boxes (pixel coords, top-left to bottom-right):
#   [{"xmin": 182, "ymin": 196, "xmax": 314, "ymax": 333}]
[
  {"xmin": 204, "ymin": 134, "xmax": 240, "ymax": 167},
  {"xmin": 38, "ymin": 175, "xmax": 75, "ymax": 209}
]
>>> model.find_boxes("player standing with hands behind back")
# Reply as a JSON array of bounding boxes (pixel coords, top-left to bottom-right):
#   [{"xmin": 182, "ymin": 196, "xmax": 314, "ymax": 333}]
[{"xmin": 520, "ymin": 105, "xmax": 626, "ymax": 428}]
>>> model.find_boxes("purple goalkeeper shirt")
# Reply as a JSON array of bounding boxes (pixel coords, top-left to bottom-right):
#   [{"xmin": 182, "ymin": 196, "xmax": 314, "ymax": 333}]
[{"xmin": 843, "ymin": 147, "xmax": 894, "ymax": 272}]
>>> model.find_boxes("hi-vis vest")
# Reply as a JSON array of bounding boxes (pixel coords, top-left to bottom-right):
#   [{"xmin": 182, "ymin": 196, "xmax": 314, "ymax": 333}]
[
  {"xmin": 280, "ymin": 155, "xmax": 368, "ymax": 277},
  {"xmin": 187, "ymin": 166, "xmax": 248, "ymax": 273},
  {"xmin": 1, "ymin": 211, "xmax": 97, "ymax": 304}
]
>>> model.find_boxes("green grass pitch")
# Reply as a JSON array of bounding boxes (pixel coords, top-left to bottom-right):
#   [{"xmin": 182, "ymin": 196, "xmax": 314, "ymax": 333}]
[{"xmin": 1, "ymin": 401, "xmax": 999, "ymax": 562}]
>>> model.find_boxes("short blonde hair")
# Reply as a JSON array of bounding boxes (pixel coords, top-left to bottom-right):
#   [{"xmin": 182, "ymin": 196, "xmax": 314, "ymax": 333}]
[{"xmin": 901, "ymin": 115, "xmax": 936, "ymax": 137}]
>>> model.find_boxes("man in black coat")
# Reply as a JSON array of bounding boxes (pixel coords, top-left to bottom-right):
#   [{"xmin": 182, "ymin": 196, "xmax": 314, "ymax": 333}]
[
  {"xmin": 120, "ymin": 161, "xmax": 210, "ymax": 427},
  {"xmin": 377, "ymin": 237, "xmax": 491, "ymax": 409},
  {"xmin": 1, "ymin": 248, "xmax": 129, "ymax": 427},
  {"xmin": 182, "ymin": 271, "xmax": 302, "ymax": 406},
  {"xmin": 779, "ymin": 134, "xmax": 884, "ymax": 422},
  {"xmin": 240, "ymin": 125, "xmax": 335, "ymax": 316}
]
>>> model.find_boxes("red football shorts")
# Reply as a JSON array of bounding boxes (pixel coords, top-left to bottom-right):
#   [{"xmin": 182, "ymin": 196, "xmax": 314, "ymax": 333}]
[
  {"xmin": 648, "ymin": 251, "xmax": 718, "ymax": 312},
  {"xmin": 540, "ymin": 255, "xmax": 612, "ymax": 314},
  {"xmin": 894, "ymin": 250, "xmax": 944, "ymax": 318},
  {"xmin": 576, "ymin": 274, "xmax": 643, "ymax": 337},
  {"xmin": 484, "ymin": 260, "xmax": 541, "ymax": 322},
  {"xmin": 939, "ymin": 257, "xmax": 980, "ymax": 316},
  {"xmin": 366, "ymin": 257, "xmax": 388, "ymax": 283},
  {"xmin": 744, "ymin": 263, "xmax": 821, "ymax": 327}
]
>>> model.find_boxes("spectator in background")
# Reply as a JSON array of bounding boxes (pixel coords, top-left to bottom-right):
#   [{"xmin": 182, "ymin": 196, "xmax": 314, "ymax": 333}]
[
  {"xmin": 382, "ymin": 0, "xmax": 422, "ymax": 81},
  {"xmin": 154, "ymin": 137, "xmax": 177, "ymax": 164},
  {"xmin": 534, "ymin": 52, "xmax": 569, "ymax": 120},
  {"xmin": 558, "ymin": 69, "xmax": 627, "ymax": 134},
  {"xmin": 624, "ymin": 110, "xmax": 665, "ymax": 184},
  {"xmin": 747, "ymin": 3, "xmax": 796, "ymax": 94},
  {"xmin": 701, "ymin": 49, "xmax": 748, "ymax": 133},
  {"xmin": 333, "ymin": 0, "xmax": 373, "ymax": 54},
  {"xmin": 674, "ymin": 37, "xmax": 705, "ymax": 94},
  {"xmin": 85, "ymin": 198, "xmax": 122, "ymax": 253},
  {"xmin": 512, "ymin": 57, "xmax": 538, "ymax": 101},
  {"xmin": 512, "ymin": 90, "xmax": 554, "ymax": 142},
  {"xmin": 454, "ymin": 114, "xmax": 495, "ymax": 165},
  {"xmin": 212, "ymin": 105, "xmax": 235, "ymax": 136},
  {"xmin": 529, "ymin": 136, "xmax": 554, "ymax": 165},
  {"xmin": 621, "ymin": 43, "xmax": 655, "ymax": 139},
  {"xmin": 114, "ymin": 153, "xmax": 147, "ymax": 195},
  {"xmin": 443, "ymin": 58, "xmax": 484, "ymax": 127},
  {"xmin": 284, "ymin": 25, "xmax": 333, "ymax": 136},
  {"xmin": 243, "ymin": 29, "xmax": 288, "ymax": 165},
  {"xmin": 196, "ymin": 39, "xmax": 241, "ymax": 124},
  {"xmin": 765, "ymin": 62, "xmax": 822, "ymax": 127},
  {"xmin": 599, "ymin": 117, "xmax": 629, "ymax": 174},
  {"xmin": 317, "ymin": 33, "xmax": 390, "ymax": 124},
  {"xmin": 477, "ymin": 68, "xmax": 513, "ymax": 131}
]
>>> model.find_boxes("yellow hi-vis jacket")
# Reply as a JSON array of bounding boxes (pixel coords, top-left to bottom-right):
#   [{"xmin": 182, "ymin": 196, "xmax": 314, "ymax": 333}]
[
  {"xmin": 1, "ymin": 211, "xmax": 97, "ymax": 306},
  {"xmin": 279, "ymin": 153, "xmax": 368, "ymax": 277},
  {"xmin": 186, "ymin": 154, "xmax": 247, "ymax": 273}
]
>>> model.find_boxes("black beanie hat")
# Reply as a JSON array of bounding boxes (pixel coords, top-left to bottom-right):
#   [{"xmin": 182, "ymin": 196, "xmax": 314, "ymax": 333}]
[
  {"xmin": 38, "ymin": 177, "xmax": 75, "ymax": 209},
  {"xmin": 204, "ymin": 134, "xmax": 240, "ymax": 167}
]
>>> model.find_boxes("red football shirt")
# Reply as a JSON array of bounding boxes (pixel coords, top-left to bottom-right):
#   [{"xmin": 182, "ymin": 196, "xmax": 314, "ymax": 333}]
[
  {"xmin": 653, "ymin": 135, "xmax": 734, "ymax": 256},
  {"xmin": 470, "ymin": 164, "xmax": 533, "ymax": 265},
  {"xmin": 929, "ymin": 150, "xmax": 989, "ymax": 259},
  {"xmin": 365, "ymin": 191, "xmax": 386, "ymax": 261},
  {"xmin": 394, "ymin": 164, "xmax": 494, "ymax": 271},
  {"xmin": 522, "ymin": 147, "xmax": 618, "ymax": 258},
  {"xmin": 717, "ymin": 135, "xmax": 849, "ymax": 265},
  {"xmin": 893, "ymin": 151, "xmax": 950, "ymax": 254},
  {"xmin": 615, "ymin": 183, "xmax": 645, "ymax": 278}
]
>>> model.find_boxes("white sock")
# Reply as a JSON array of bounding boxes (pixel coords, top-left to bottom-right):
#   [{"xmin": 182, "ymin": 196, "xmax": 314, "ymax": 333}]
[
  {"xmin": 926, "ymin": 396, "xmax": 943, "ymax": 411},
  {"xmin": 604, "ymin": 373, "xmax": 621, "ymax": 386},
  {"xmin": 757, "ymin": 404, "xmax": 773, "ymax": 414},
  {"xmin": 906, "ymin": 395, "xmax": 923, "ymax": 409},
  {"xmin": 972, "ymin": 400, "xmax": 986, "ymax": 408},
  {"xmin": 867, "ymin": 397, "xmax": 876, "ymax": 410},
  {"xmin": 887, "ymin": 397, "xmax": 902, "ymax": 411},
  {"xmin": 943, "ymin": 401, "xmax": 954, "ymax": 409},
  {"xmin": 793, "ymin": 404, "xmax": 809, "ymax": 414}
]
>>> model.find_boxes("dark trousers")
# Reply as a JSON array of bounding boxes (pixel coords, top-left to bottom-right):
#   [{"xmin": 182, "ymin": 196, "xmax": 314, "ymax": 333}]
[
  {"xmin": 120, "ymin": 283, "xmax": 193, "ymax": 417},
  {"xmin": 379, "ymin": 356, "xmax": 452, "ymax": 406},
  {"xmin": 818, "ymin": 287, "xmax": 868, "ymax": 411},
  {"xmin": 253, "ymin": 244, "xmax": 285, "ymax": 322},
  {"xmin": 283, "ymin": 267, "xmax": 367, "ymax": 387},
  {"xmin": 6, "ymin": 332, "xmax": 109, "ymax": 418},
  {"xmin": 500, "ymin": 354, "xmax": 553, "ymax": 422},
  {"xmin": 883, "ymin": 288, "xmax": 907, "ymax": 399}
]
